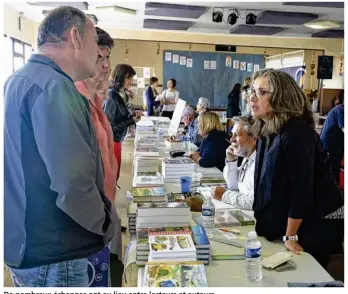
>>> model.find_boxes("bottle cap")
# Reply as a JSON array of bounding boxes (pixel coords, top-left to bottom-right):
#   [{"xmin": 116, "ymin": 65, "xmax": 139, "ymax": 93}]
[{"xmin": 248, "ymin": 231, "xmax": 257, "ymax": 238}]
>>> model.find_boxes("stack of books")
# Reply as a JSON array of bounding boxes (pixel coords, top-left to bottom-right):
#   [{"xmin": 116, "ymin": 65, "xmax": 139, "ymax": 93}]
[
  {"xmin": 141, "ymin": 262, "xmax": 208, "ymax": 287},
  {"xmin": 127, "ymin": 202, "xmax": 137, "ymax": 234},
  {"xmin": 135, "ymin": 130, "xmax": 158, "ymax": 141},
  {"xmin": 135, "ymin": 226, "xmax": 211, "ymax": 265},
  {"xmin": 131, "ymin": 187, "xmax": 165, "ymax": 203},
  {"xmin": 135, "ymin": 146, "xmax": 160, "ymax": 157},
  {"xmin": 136, "ymin": 201, "xmax": 191, "ymax": 229},
  {"xmin": 161, "ymin": 158, "xmax": 195, "ymax": 183},
  {"xmin": 133, "ymin": 172, "xmax": 164, "ymax": 188},
  {"xmin": 148, "ymin": 232, "xmax": 197, "ymax": 262},
  {"xmin": 134, "ymin": 157, "xmax": 160, "ymax": 174},
  {"xmin": 156, "ymin": 121, "xmax": 171, "ymax": 136}
]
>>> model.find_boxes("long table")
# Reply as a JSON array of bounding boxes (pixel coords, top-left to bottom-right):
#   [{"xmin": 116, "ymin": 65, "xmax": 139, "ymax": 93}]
[{"xmin": 123, "ymin": 129, "xmax": 335, "ymax": 287}]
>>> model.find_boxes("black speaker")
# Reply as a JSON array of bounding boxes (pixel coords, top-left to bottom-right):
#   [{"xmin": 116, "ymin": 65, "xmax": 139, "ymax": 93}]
[
  {"xmin": 317, "ymin": 55, "xmax": 333, "ymax": 79},
  {"xmin": 215, "ymin": 45, "xmax": 236, "ymax": 52}
]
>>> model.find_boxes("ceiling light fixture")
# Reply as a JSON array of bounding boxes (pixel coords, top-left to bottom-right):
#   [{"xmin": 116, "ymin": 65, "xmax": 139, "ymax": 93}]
[
  {"xmin": 227, "ymin": 9, "xmax": 239, "ymax": 25},
  {"xmin": 304, "ymin": 20, "xmax": 340, "ymax": 30},
  {"xmin": 212, "ymin": 8, "xmax": 223, "ymax": 23},
  {"xmin": 246, "ymin": 12, "xmax": 257, "ymax": 25}
]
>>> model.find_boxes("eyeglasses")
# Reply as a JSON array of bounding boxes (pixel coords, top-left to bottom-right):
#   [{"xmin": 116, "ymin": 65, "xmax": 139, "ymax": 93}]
[{"xmin": 247, "ymin": 88, "xmax": 272, "ymax": 100}]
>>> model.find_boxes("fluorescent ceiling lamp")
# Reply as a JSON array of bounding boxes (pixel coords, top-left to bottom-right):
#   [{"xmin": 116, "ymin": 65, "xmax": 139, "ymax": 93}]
[
  {"xmin": 304, "ymin": 20, "xmax": 340, "ymax": 29},
  {"xmin": 96, "ymin": 5, "xmax": 137, "ymax": 15}
]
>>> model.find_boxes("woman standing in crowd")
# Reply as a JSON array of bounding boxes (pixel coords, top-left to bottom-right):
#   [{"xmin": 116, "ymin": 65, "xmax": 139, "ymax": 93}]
[
  {"xmin": 160, "ymin": 78, "xmax": 179, "ymax": 119},
  {"xmin": 196, "ymin": 97, "xmax": 211, "ymax": 114},
  {"xmin": 227, "ymin": 83, "xmax": 241, "ymax": 118},
  {"xmin": 190, "ymin": 111, "xmax": 229, "ymax": 171},
  {"xmin": 250, "ymin": 69, "xmax": 344, "ymax": 268},
  {"xmin": 145, "ymin": 77, "xmax": 160, "ymax": 116},
  {"xmin": 104, "ymin": 64, "xmax": 142, "ymax": 181},
  {"xmin": 75, "ymin": 27, "xmax": 123, "ymax": 285}
]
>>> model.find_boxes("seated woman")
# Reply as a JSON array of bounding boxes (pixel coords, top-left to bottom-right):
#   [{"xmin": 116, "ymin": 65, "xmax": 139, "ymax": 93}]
[
  {"xmin": 250, "ymin": 69, "xmax": 344, "ymax": 268},
  {"xmin": 190, "ymin": 111, "xmax": 229, "ymax": 171}
]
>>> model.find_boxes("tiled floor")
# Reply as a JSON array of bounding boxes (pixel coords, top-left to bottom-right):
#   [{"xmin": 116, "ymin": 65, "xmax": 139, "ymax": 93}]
[{"xmin": 3, "ymin": 140, "xmax": 135, "ymax": 287}]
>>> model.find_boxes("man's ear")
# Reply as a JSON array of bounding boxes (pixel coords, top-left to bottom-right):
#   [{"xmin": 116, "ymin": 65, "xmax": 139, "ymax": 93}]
[{"xmin": 70, "ymin": 27, "xmax": 82, "ymax": 50}]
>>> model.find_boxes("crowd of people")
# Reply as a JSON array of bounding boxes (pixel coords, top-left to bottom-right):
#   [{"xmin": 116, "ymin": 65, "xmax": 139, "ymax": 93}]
[{"xmin": 3, "ymin": 5, "xmax": 344, "ymax": 288}]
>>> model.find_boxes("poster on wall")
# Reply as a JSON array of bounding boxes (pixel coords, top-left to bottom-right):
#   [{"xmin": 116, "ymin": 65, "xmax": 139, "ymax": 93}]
[
  {"xmin": 233, "ymin": 60, "xmax": 240, "ymax": 69},
  {"xmin": 143, "ymin": 67, "xmax": 151, "ymax": 78},
  {"xmin": 165, "ymin": 52, "xmax": 172, "ymax": 62},
  {"xmin": 173, "ymin": 54, "xmax": 179, "ymax": 64},
  {"xmin": 225, "ymin": 56, "xmax": 232, "ymax": 67},
  {"xmin": 254, "ymin": 64, "xmax": 260, "ymax": 72},
  {"xmin": 240, "ymin": 62, "xmax": 247, "ymax": 71},
  {"xmin": 137, "ymin": 78, "xmax": 145, "ymax": 88},
  {"xmin": 204, "ymin": 60, "xmax": 210, "ymax": 70},
  {"xmin": 187, "ymin": 58, "xmax": 193, "ymax": 68},
  {"xmin": 247, "ymin": 63, "xmax": 253, "ymax": 72},
  {"xmin": 180, "ymin": 56, "xmax": 187, "ymax": 66},
  {"xmin": 210, "ymin": 61, "xmax": 217, "ymax": 70}
]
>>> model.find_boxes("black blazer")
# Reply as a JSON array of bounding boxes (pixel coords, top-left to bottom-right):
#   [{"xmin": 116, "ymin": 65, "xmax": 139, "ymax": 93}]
[
  {"xmin": 104, "ymin": 88, "xmax": 135, "ymax": 142},
  {"xmin": 145, "ymin": 86, "xmax": 160, "ymax": 116},
  {"xmin": 253, "ymin": 118, "xmax": 343, "ymax": 241}
]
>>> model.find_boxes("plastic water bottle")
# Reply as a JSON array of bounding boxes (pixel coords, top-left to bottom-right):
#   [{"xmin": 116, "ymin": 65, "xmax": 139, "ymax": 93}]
[
  {"xmin": 245, "ymin": 231, "xmax": 263, "ymax": 282},
  {"xmin": 157, "ymin": 128, "xmax": 163, "ymax": 141},
  {"xmin": 201, "ymin": 195, "xmax": 215, "ymax": 238},
  {"xmin": 184, "ymin": 134, "xmax": 191, "ymax": 151}
]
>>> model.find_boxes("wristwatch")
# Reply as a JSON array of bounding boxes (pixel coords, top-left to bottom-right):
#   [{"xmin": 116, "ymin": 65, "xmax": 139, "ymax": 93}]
[{"xmin": 283, "ymin": 235, "xmax": 298, "ymax": 241}]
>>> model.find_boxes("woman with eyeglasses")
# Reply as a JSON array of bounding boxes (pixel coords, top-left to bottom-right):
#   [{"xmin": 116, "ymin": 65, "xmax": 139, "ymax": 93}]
[
  {"xmin": 189, "ymin": 111, "xmax": 230, "ymax": 171},
  {"xmin": 104, "ymin": 64, "xmax": 142, "ymax": 181},
  {"xmin": 250, "ymin": 69, "xmax": 343, "ymax": 268}
]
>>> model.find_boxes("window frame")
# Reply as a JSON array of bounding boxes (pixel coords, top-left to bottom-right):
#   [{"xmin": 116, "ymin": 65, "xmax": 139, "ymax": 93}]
[{"xmin": 9, "ymin": 36, "xmax": 32, "ymax": 73}]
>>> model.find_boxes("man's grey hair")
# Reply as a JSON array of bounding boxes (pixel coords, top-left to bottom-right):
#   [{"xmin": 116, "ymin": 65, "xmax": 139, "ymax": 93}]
[
  {"xmin": 197, "ymin": 97, "xmax": 211, "ymax": 109},
  {"xmin": 232, "ymin": 115, "xmax": 255, "ymax": 137},
  {"xmin": 182, "ymin": 106, "xmax": 195, "ymax": 118},
  {"xmin": 37, "ymin": 6, "xmax": 87, "ymax": 49}
]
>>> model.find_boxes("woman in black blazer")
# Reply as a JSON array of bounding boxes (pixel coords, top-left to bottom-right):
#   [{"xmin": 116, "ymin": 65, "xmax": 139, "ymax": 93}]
[
  {"xmin": 145, "ymin": 77, "xmax": 161, "ymax": 116},
  {"xmin": 250, "ymin": 69, "xmax": 343, "ymax": 268}
]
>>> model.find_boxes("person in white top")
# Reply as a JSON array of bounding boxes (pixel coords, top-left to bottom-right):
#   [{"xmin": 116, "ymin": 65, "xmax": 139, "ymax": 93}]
[
  {"xmin": 160, "ymin": 78, "xmax": 179, "ymax": 119},
  {"xmin": 213, "ymin": 115, "xmax": 256, "ymax": 210}
]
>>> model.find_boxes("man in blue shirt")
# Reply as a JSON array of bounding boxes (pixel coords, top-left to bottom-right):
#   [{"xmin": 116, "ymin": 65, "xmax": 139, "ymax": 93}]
[
  {"xmin": 320, "ymin": 104, "xmax": 344, "ymax": 183},
  {"xmin": 4, "ymin": 6, "xmax": 116, "ymax": 287},
  {"xmin": 182, "ymin": 106, "xmax": 203, "ymax": 146}
]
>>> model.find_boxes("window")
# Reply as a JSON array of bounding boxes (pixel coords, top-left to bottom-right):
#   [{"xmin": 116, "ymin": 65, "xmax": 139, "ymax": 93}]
[{"xmin": 4, "ymin": 35, "xmax": 33, "ymax": 75}]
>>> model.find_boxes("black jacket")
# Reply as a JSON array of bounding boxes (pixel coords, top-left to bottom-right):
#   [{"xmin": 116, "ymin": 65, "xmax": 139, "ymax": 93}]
[
  {"xmin": 104, "ymin": 88, "xmax": 135, "ymax": 142},
  {"xmin": 145, "ymin": 86, "xmax": 160, "ymax": 116},
  {"xmin": 253, "ymin": 118, "xmax": 343, "ymax": 241},
  {"xmin": 227, "ymin": 90, "xmax": 240, "ymax": 118},
  {"xmin": 197, "ymin": 130, "xmax": 230, "ymax": 171}
]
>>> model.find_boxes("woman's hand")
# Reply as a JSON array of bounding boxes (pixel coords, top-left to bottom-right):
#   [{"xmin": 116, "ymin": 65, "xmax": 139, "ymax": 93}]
[
  {"xmin": 189, "ymin": 152, "xmax": 201, "ymax": 163},
  {"xmin": 284, "ymin": 240, "xmax": 304, "ymax": 255}
]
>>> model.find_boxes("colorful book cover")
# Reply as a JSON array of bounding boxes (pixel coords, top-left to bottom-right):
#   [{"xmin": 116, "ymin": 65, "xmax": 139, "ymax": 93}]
[
  {"xmin": 144, "ymin": 263, "xmax": 208, "ymax": 287},
  {"xmin": 149, "ymin": 234, "xmax": 196, "ymax": 255},
  {"xmin": 137, "ymin": 171, "xmax": 159, "ymax": 176},
  {"xmin": 132, "ymin": 187, "xmax": 165, "ymax": 197},
  {"xmin": 191, "ymin": 226, "xmax": 210, "ymax": 249}
]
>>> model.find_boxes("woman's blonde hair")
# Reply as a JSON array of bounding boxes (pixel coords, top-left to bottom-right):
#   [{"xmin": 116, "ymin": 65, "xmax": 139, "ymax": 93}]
[
  {"xmin": 198, "ymin": 111, "xmax": 225, "ymax": 135},
  {"xmin": 251, "ymin": 69, "xmax": 314, "ymax": 138}
]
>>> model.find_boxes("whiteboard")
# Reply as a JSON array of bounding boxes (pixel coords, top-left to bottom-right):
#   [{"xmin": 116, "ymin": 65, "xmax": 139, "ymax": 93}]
[{"xmin": 168, "ymin": 99, "xmax": 187, "ymax": 137}]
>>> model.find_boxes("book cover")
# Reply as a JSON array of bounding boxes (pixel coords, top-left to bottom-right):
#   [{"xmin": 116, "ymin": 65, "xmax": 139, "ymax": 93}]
[
  {"xmin": 132, "ymin": 187, "xmax": 165, "ymax": 197},
  {"xmin": 229, "ymin": 210, "xmax": 255, "ymax": 226},
  {"xmin": 192, "ymin": 211, "xmax": 241, "ymax": 227},
  {"xmin": 149, "ymin": 234, "xmax": 196, "ymax": 255},
  {"xmin": 191, "ymin": 226, "xmax": 210, "ymax": 249},
  {"xmin": 163, "ymin": 158, "xmax": 195, "ymax": 165},
  {"xmin": 133, "ymin": 175, "xmax": 164, "ymax": 187},
  {"xmin": 143, "ymin": 263, "xmax": 208, "ymax": 287},
  {"xmin": 137, "ymin": 171, "xmax": 159, "ymax": 176}
]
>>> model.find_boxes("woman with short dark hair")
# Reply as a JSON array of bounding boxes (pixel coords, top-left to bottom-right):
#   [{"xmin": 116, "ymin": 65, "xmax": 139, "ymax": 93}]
[
  {"xmin": 250, "ymin": 69, "xmax": 343, "ymax": 268},
  {"xmin": 104, "ymin": 64, "xmax": 141, "ymax": 180},
  {"xmin": 227, "ymin": 83, "xmax": 241, "ymax": 118},
  {"xmin": 144, "ymin": 77, "xmax": 161, "ymax": 116}
]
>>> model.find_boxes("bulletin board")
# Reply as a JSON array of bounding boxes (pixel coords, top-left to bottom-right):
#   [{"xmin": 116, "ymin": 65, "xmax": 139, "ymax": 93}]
[{"xmin": 163, "ymin": 50, "xmax": 265, "ymax": 106}]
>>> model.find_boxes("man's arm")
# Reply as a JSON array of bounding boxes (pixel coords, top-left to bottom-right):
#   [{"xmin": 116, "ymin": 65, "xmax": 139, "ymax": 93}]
[
  {"xmin": 31, "ymin": 82, "xmax": 111, "ymax": 236},
  {"xmin": 223, "ymin": 161, "xmax": 239, "ymax": 190},
  {"xmin": 221, "ymin": 190, "xmax": 254, "ymax": 210}
]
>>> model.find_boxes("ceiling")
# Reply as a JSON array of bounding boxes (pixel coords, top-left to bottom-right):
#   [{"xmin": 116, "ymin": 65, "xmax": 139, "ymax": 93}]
[{"xmin": 6, "ymin": 1, "xmax": 345, "ymax": 38}]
